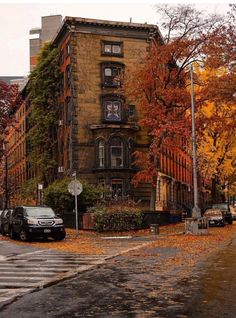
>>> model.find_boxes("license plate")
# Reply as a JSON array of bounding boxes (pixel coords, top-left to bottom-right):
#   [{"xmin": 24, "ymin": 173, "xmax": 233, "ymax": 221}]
[
  {"xmin": 44, "ymin": 229, "xmax": 51, "ymax": 233},
  {"xmin": 210, "ymin": 221, "xmax": 214, "ymax": 224}
]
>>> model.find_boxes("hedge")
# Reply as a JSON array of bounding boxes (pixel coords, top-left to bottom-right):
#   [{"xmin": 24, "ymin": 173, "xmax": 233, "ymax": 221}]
[{"xmin": 92, "ymin": 207, "xmax": 143, "ymax": 232}]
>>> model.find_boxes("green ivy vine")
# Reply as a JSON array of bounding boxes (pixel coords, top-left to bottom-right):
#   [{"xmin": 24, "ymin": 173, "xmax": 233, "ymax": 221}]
[{"xmin": 27, "ymin": 42, "xmax": 61, "ymax": 186}]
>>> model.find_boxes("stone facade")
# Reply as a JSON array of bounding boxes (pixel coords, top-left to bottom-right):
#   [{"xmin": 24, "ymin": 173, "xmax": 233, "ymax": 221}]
[{"xmin": 55, "ymin": 17, "xmax": 159, "ymax": 207}]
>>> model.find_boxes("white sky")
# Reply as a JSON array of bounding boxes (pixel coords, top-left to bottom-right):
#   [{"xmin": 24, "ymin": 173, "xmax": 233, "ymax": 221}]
[{"xmin": 0, "ymin": 1, "xmax": 230, "ymax": 76}]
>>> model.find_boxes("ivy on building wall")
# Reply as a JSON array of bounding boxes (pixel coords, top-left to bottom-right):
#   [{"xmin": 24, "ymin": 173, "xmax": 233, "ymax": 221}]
[{"xmin": 27, "ymin": 42, "xmax": 61, "ymax": 186}]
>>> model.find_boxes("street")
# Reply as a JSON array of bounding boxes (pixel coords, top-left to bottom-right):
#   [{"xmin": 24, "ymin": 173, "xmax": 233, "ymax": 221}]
[
  {"xmin": 185, "ymin": 234, "xmax": 236, "ymax": 318},
  {"xmin": 0, "ymin": 229, "xmax": 236, "ymax": 317},
  {"xmin": 0, "ymin": 233, "xmax": 157, "ymax": 309}
]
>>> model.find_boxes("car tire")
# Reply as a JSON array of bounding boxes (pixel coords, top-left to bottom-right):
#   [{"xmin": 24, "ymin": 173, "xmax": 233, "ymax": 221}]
[
  {"xmin": 19, "ymin": 229, "xmax": 28, "ymax": 242},
  {"xmin": 10, "ymin": 228, "xmax": 17, "ymax": 240},
  {"xmin": 53, "ymin": 233, "xmax": 65, "ymax": 241},
  {"xmin": 228, "ymin": 220, "xmax": 233, "ymax": 225},
  {"xmin": 1, "ymin": 227, "xmax": 6, "ymax": 236}
]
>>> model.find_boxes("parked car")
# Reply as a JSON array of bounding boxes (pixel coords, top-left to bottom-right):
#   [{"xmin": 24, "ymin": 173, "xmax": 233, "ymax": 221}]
[
  {"xmin": 204, "ymin": 208, "xmax": 225, "ymax": 227},
  {"xmin": 0, "ymin": 210, "xmax": 5, "ymax": 233},
  {"xmin": 212, "ymin": 203, "xmax": 233, "ymax": 224},
  {"xmin": 9, "ymin": 206, "xmax": 66, "ymax": 242},
  {"xmin": 230, "ymin": 205, "xmax": 236, "ymax": 221},
  {"xmin": 0, "ymin": 209, "xmax": 13, "ymax": 235}
]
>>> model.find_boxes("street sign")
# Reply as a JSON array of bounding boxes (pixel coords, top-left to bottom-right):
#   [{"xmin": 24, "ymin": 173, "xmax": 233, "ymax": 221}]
[
  {"xmin": 38, "ymin": 183, "xmax": 43, "ymax": 190},
  {"xmin": 68, "ymin": 180, "xmax": 83, "ymax": 196}
]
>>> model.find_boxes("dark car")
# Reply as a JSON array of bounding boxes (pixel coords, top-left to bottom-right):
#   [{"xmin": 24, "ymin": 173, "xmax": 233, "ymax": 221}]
[
  {"xmin": 230, "ymin": 206, "xmax": 236, "ymax": 221},
  {"xmin": 9, "ymin": 206, "xmax": 66, "ymax": 242},
  {"xmin": 212, "ymin": 203, "xmax": 233, "ymax": 224},
  {"xmin": 0, "ymin": 209, "xmax": 13, "ymax": 235},
  {"xmin": 204, "ymin": 208, "xmax": 225, "ymax": 227}
]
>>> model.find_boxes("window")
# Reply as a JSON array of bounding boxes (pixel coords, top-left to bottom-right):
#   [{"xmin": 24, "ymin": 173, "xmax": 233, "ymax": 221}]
[
  {"xmin": 104, "ymin": 100, "xmax": 122, "ymax": 121},
  {"xmin": 66, "ymin": 42, "xmax": 70, "ymax": 56},
  {"xmin": 65, "ymin": 97, "xmax": 71, "ymax": 125},
  {"xmin": 98, "ymin": 140, "xmax": 105, "ymax": 168},
  {"xmin": 65, "ymin": 65, "xmax": 70, "ymax": 87},
  {"xmin": 102, "ymin": 41, "xmax": 123, "ymax": 56},
  {"xmin": 101, "ymin": 62, "xmax": 124, "ymax": 87},
  {"xmin": 110, "ymin": 137, "xmax": 123, "ymax": 168},
  {"xmin": 111, "ymin": 179, "xmax": 123, "ymax": 199}
]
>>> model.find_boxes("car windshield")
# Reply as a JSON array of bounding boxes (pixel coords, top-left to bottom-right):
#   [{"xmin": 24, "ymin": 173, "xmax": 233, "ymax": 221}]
[
  {"xmin": 24, "ymin": 207, "xmax": 56, "ymax": 218},
  {"xmin": 212, "ymin": 204, "xmax": 228, "ymax": 209},
  {"xmin": 205, "ymin": 210, "xmax": 222, "ymax": 217}
]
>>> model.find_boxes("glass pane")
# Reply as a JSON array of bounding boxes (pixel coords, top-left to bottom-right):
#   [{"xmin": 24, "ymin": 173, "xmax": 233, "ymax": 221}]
[
  {"xmin": 112, "ymin": 45, "xmax": 121, "ymax": 54},
  {"xmin": 104, "ymin": 68, "xmax": 112, "ymax": 76},
  {"xmin": 104, "ymin": 44, "xmax": 112, "ymax": 52},
  {"xmin": 98, "ymin": 141, "xmax": 104, "ymax": 167},
  {"xmin": 105, "ymin": 101, "xmax": 121, "ymax": 121},
  {"xmin": 111, "ymin": 147, "xmax": 122, "ymax": 156}
]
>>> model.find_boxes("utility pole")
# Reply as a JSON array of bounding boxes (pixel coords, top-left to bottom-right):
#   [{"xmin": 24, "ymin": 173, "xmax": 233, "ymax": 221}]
[
  {"xmin": 190, "ymin": 64, "xmax": 201, "ymax": 219},
  {"xmin": 73, "ymin": 171, "xmax": 79, "ymax": 237}
]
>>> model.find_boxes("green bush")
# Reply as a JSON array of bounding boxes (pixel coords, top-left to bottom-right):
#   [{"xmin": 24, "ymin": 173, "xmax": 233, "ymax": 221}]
[
  {"xmin": 93, "ymin": 206, "xmax": 143, "ymax": 232},
  {"xmin": 43, "ymin": 177, "xmax": 102, "ymax": 214}
]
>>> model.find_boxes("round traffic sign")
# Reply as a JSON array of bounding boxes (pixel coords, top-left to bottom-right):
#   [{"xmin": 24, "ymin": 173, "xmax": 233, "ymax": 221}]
[{"xmin": 68, "ymin": 180, "xmax": 83, "ymax": 196}]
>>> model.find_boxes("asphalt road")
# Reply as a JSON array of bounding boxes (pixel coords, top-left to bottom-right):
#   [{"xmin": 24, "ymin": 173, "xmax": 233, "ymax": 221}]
[
  {"xmin": 184, "ymin": 235, "xmax": 236, "ymax": 318},
  {"xmin": 1, "ymin": 234, "xmax": 236, "ymax": 317}
]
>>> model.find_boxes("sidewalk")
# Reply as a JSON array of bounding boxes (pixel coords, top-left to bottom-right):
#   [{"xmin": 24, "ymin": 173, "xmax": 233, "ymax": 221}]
[
  {"xmin": 0, "ymin": 223, "xmax": 185, "ymax": 256},
  {"xmin": 1, "ymin": 222, "xmax": 234, "ymax": 261}
]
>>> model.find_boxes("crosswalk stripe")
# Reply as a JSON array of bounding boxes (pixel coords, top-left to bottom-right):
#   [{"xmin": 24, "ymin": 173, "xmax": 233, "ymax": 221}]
[{"xmin": 0, "ymin": 248, "xmax": 107, "ymax": 306}]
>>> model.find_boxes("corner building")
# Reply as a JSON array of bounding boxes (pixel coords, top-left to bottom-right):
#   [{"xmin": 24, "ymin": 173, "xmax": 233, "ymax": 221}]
[{"xmin": 55, "ymin": 17, "xmax": 161, "ymax": 205}]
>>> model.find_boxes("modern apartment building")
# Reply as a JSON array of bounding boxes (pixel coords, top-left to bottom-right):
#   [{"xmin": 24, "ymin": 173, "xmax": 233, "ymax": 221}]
[
  {"xmin": 2, "ymin": 16, "xmax": 194, "ymax": 212},
  {"xmin": 29, "ymin": 15, "xmax": 62, "ymax": 71}
]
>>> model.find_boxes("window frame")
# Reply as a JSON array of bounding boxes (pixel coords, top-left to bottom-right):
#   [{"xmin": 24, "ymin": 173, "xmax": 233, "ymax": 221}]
[
  {"xmin": 101, "ymin": 94, "xmax": 124, "ymax": 123},
  {"xmin": 101, "ymin": 41, "xmax": 123, "ymax": 57},
  {"xmin": 98, "ymin": 139, "xmax": 105, "ymax": 168},
  {"xmin": 110, "ymin": 137, "xmax": 124, "ymax": 168},
  {"xmin": 101, "ymin": 62, "xmax": 124, "ymax": 88}
]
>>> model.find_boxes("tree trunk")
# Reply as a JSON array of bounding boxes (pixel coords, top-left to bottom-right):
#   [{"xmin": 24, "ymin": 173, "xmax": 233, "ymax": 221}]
[{"xmin": 211, "ymin": 176, "xmax": 217, "ymax": 203}]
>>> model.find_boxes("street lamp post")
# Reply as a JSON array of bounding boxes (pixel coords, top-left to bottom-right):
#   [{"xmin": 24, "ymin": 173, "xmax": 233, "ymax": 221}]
[{"xmin": 190, "ymin": 64, "xmax": 201, "ymax": 219}]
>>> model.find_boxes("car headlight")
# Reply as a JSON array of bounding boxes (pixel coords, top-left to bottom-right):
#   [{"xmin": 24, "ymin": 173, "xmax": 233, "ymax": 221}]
[
  {"xmin": 26, "ymin": 218, "xmax": 38, "ymax": 225},
  {"xmin": 55, "ymin": 218, "xmax": 63, "ymax": 225}
]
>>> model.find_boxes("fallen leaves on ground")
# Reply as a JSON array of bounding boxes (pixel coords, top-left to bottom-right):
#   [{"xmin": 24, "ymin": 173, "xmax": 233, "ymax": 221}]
[
  {"xmin": 128, "ymin": 224, "xmax": 236, "ymax": 269},
  {"xmin": 0, "ymin": 223, "xmax": 235, "ymax": 258}
]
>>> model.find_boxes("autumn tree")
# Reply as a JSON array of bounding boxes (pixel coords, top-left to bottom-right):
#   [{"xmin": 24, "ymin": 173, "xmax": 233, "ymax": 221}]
[
  {"xmin": 0, "ymin": 80, "xmax": 19, "ymax": 208},
  {"xmin": 129, "ymin": 5, "xmax": 223, "ymax": 192},
  {"xmin": 197, "ymin": 5, "xmax": 236, "ymax": 202},
  {"xmin": 0, "ymin": 80, "xmax": 19, "ymax": 149}
]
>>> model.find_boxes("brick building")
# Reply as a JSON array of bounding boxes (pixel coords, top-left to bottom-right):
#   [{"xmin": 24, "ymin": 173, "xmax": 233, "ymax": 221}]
[{"xmin": 2, "ymin": 16, "xmax": 194, "ymax": 212}]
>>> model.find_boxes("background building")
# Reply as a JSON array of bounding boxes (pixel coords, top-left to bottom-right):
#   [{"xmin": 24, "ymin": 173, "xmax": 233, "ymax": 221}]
[{"xmin": 29, "ymin": 15, "xmax": 62, "ymax": 71}]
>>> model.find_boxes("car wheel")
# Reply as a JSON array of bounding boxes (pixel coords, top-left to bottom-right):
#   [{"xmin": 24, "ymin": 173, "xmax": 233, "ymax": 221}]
[
  {"xmin": 53, "ymin": 233, "xmax": 65, "ymax": 241},
  {"xmin": 19, "ymin": 229, "xmax": 28, "ymax": 242},
  {"xmin": 10, "ymin": 228, "xmax": 17, "ymax": 240},
  {"xmin": 228, "ymin": 220, "xmax": 233, "ymax": 225},
  {"xmin": 1, "ymin": 227, "xmax": 6, "ymax": 236}
]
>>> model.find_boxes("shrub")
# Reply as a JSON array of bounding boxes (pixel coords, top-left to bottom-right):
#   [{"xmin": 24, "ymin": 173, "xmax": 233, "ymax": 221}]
[
  {"xmin": 93, "ymin": 205, "xmax": 143, "ymax": 232},
  {"xmin": 43, "ymin": 177, "xmax": 102, "ymax": 214}
]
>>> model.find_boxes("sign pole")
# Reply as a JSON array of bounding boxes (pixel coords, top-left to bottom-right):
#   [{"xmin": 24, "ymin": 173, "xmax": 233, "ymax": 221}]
[
  {"xmin": 74, "ymin": 172, "xmax": 79, "ymax": 237},
  {"xmin": 68, "ymin": 174, "xmax": 83, "ymax": 238}
]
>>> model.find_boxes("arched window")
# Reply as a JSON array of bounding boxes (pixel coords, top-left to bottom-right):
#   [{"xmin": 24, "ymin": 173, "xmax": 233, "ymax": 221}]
[
  {"xmin": 110, "ymin": 137, "xmax": 123, "ymax": 168},
  {"xmin": 98, "ymin": 140, "xmax": 105, "ymax": 168}
]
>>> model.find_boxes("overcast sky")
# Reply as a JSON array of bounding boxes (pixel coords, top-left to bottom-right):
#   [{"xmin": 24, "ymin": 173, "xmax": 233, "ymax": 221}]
[{"xmin": 0, "ymin": 1, "xmax": 230, "ymax": 77}]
